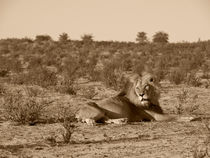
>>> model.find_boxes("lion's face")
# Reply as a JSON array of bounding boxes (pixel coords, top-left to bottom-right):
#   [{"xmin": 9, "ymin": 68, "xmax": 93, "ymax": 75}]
[
  {"xmin": 135, "ymin": 72, "xmax": 160, "ymax": 106},
  {"xmin": 121, "ymin": 72, "xmax": 160, "ymax": 107}
]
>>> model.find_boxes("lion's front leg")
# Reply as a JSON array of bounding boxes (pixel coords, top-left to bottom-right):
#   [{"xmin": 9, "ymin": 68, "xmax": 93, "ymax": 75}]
[
  {"xmin": 105, "ymin": 118, "xmax": 128, "ymax": 124},
  {"xmin": 145, "ymin": 110, "xmax": 197, "ymax": 122},
  {"xmin": 76, "ymin": 102, "xmax": 106, "ymax": 125}
]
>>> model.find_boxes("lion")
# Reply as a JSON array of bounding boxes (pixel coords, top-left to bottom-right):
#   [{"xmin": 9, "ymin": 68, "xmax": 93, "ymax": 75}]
[{"xmin": 76, "ymin": 71, "xmax": 194, "ymax": 125}]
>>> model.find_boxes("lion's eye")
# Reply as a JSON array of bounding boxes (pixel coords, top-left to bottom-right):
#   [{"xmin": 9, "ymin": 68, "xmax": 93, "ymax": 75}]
[{"xmin": 150, "ymin": 78, "xmax": 154, "ymax": 82}]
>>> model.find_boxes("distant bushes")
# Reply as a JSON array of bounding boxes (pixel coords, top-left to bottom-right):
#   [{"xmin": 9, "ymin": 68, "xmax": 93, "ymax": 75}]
[
  {"xmin": 35, "ymin": 35, "xmax": 52, "ymax": 42},
  {"xmin": 0, "ymin": 38, "xmax": 210, "ymax": 89},
  {"xmin": 167, "ymin": 68, "xmax": 203, "ymax": 87},
  {"xmin": 0, "ymin": 56, "xmax": 22, "ymax": 77},
  {"xmin": 11, "ymin": 66, "xmax": 57, "ymax": 88}
]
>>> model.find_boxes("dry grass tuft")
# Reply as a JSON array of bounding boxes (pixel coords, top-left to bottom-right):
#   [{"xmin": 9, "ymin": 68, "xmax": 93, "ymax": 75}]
[{"xmin": 175, "ymin": 88, "xmax": 200, "ymax": 115}]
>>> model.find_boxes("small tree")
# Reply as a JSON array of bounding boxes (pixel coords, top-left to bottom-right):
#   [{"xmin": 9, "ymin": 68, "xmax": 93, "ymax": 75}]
[
  {"xmin": 136, "ymin": 32, "xmax": 148, "ymax": 44},
  {"xmin": 81, "ymin": 34, "xmax": 93, "ymax": 43},
  {"xmin": 59, "ymin": 33, "xmax": 69, "ymax": 43},
  {"xmin": 35, "ymin": 35, "xmax": 52, "ymax": 42},
  {"xmin": 152, "ymin": 31, "xmax": 169, "ymax": 43}
]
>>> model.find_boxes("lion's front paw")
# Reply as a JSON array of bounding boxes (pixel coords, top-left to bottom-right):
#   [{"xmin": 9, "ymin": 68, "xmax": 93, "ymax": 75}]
[
  {"xmin": 177, "ymin": 116, "xmax": 196, "ymax": 122},
  {"xmin": 83, "ymin": 118, "xmax": 96, "ymax": 126}
]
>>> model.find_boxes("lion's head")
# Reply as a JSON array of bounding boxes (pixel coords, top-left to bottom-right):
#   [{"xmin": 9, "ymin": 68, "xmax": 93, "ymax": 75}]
[{"xmin": 118, "ymin": 72, "xmax": 160, "ymax": 109}]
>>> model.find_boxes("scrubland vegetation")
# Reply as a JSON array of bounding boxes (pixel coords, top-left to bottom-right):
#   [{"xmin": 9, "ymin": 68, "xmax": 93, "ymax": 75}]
[
  {"xmin": 0, "ymin": 33, "xmax": 210, "ymax": 91},
  {"xmin": 0, "ymin": 33, "xmax": 210, "ymax": 157}
]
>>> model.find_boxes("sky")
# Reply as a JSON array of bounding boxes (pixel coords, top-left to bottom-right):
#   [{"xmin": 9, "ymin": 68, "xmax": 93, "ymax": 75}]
[{"xmin": 0, "ymin": 0, "xmax": 210, "ymax": 42}]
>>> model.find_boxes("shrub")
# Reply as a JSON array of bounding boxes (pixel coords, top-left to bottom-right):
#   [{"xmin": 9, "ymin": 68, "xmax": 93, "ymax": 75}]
[
  {"xmin": 59, "ymin": 32, "xmax": 69, "ymax": 43},
  {"xmin": 0, "ymin": 56, "xmax": 22, "ymax": 75},
  {"xmin": 152, "ymin": 31, "xmax": 169, "ymax": 43},
  {"xmin": 175, "ymin": 88, "xmax": 188, "ymax": 114},
  {"xmin": 45, "ymin": 134, "xmax": 57, "ymax": 146},
  {"xmin": 81, "ymin": 34, "xmax": 94, "ymax": 44},
  {"xmin": 61, "ymin": 55, "xmax": 81, "ymax": 78},
  {"xmin": 11, "ymin": 66, "xmax": 57, "ymax": 88},
  {"xmin": 185, "ymin": 94, "xmax": 200, "ymax": 114},
  {"xmin": 101, "ymin": 60, "xmax": 124, "ymax": 90},
  {"xmin": 185, "ymin": 71, "xmax": 202, "ymax": 87},
  {"xmin": 201, "ymin": 63, "xmax": 210, "ymax": 79},
  {"xmin": 52, "ymin": 54, "xmax": 83, "ymax": 94},
  {"xmin": 56, "ymin": 78, "xmax": 77, "ymax": 95},
  {"xmin": 62, "ymin": 119, "xmax": 76, "ymax": 143},
  {"xmin": 2, "ymin": 88, "xmax": 52, "ymax": 125},
  {"xmin": 175, "ymin": 89, "xmax": 200, "ymax": 115},
  {"xmin": 85, "ymin": 53, "xmax": 99, "ymax": 81},
  {"xmin": 59, "ymin": 106, "xmax": 76, "ymax": 143},
  {"xmin": 168, "ymin": 68, "xmax": 186, "ymax": 85},
  {"xmin": 27, "ymin": 56, "xmax": 43, "ymax": 69},
  {"xmin": 35, "ymin": 35, "xmax": 52, "ymax": 42}
]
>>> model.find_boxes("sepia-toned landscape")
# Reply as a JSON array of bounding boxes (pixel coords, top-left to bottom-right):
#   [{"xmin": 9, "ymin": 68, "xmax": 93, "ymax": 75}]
[
  {"xmin": 1, "ymin": 0, "xmax": 210, "ymax": 157},
  {"xmin": 0, "ymin": 36, "xmax": 210, "ymax": 157}
]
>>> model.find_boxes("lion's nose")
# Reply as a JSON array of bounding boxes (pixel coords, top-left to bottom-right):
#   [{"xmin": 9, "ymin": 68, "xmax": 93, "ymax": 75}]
[
  {"xmin": 145, "ymin": 85, "xmax": 150, "ymax": 90},
  {"xmin": 139, "ymin": 93, "xmax": 144, "ymax": 97}
]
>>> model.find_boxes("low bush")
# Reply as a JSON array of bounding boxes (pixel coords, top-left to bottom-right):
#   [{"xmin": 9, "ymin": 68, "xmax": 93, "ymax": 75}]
[
  {"xmin": 58, "ymin": 106, "xmax": 77, "ymax": 144},
  {"xmin": 185, "ymin": 71, "xmax": 202, "ymax": 87},
  {"xmin": 2, "ymin": 87, "xmax": 52, "ymax": 125},
  {"xmin": 168, "ymin": 68, "xmax": 186, "ymax": 85},
  {"xmin": 62, "ymin": 119, "xmax": 76, "ymax": 144},
  {"xmin": 175, "ymin": 88, "xmax": 188, "ymax": 114},
  {"xmin": 175, "ymin": 89, "xmax": 200, "ymax": 115},
  {"xmin": 56, "ymin": 78, "xmax": 77, "ymax": 95}
]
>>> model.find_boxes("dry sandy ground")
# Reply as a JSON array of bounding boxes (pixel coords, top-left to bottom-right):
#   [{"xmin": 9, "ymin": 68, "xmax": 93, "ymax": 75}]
[{"xmin": 0, "ymin": 81, "xmax": 210, "ymax": 158}]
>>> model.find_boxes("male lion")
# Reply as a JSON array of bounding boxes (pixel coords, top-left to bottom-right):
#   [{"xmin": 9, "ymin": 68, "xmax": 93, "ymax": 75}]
[{"xmin": 76, "ymin": 72, "xmax": 194, "ymax": 125}]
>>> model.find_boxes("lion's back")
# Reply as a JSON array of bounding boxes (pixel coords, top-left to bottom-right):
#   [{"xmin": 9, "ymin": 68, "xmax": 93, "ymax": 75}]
[{"xmin": 96, "ymin": 96, "xmax": 138, "ymax": 120}]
